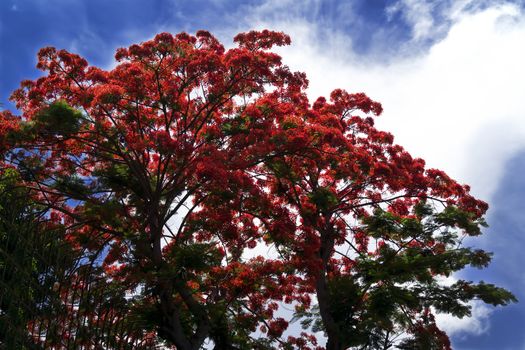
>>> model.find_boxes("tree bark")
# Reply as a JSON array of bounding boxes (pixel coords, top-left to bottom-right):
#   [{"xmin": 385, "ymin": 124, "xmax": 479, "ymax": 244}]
[
  {"xmin": 316, "ymin": 226, "xmax": 344, "ymax": 350},
  {"xmin": 148, "ymin": 209, "xmax": 211, "ymax": 350}
]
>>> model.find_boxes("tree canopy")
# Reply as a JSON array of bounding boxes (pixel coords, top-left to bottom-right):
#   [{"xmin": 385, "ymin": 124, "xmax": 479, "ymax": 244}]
[{"xmin": 0, "ymin": 30, "xmax": 516, "ymax": 350}]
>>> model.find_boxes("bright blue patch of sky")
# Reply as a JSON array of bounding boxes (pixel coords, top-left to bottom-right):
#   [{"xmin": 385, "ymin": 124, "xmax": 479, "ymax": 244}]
[
  {"xmin": 0, "ymin": 0, "xmax": 416, "ymax": 108},
  {"xmin": 314, "ymin": 0, "xmax": 415, "ymax": 54},
  {"xmin": 453, "ymin": 150, "xmax": 525, "ymax": 349},
  {"xmin": 0, "ymin": 0, "xmax": 251, "ymax": 107}
]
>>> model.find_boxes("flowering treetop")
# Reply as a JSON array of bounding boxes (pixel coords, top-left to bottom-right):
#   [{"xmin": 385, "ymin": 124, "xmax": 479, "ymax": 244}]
[{"xmin": 0, "ymin": 30, "xmax": 515, "ymax": 350}]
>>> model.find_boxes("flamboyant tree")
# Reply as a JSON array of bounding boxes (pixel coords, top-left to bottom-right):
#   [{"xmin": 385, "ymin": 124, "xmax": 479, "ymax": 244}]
[
  {"xmin": 254, "ymin": 90, "xmax": 516, "ymax": 349},
  {"xmin": 0, "ymin": 30, "xmax": 516, "ymax": 349}
]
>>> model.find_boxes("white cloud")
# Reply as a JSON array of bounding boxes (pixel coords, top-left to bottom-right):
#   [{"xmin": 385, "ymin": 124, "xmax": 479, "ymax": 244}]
[
  {"xmin": 386, "ymin": 0, "xmax": 438, "ymax": 40},
  {"xmin": 232, "ymin": 1, "xmax": 525, "ymax": 202},
  {"xmin": 224, "ymin": 0, "xmax": 525, "ymax": 339},
  {"xmin": 433, "ymin": 275, "xmax": 494, "ymax": 337},
  {"xmin": 436, "ymin": 301, "xmax": 493, "ymax": 337}
]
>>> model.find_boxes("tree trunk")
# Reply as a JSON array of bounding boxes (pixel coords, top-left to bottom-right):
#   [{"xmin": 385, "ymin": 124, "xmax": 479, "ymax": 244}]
[
  {"xmin": 316, "ymin": 226, "xmax": 344, "ymax": 350},
  {"xmin": 316, "ymin": 273, "xmax": 343, "ymax": 350}
]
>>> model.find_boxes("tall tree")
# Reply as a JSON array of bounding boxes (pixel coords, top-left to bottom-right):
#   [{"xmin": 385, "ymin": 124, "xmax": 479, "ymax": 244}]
[
  {"xmin": 258, "ymin": 90, "xmax": 516, "ymax": 349},
  {"xmin": 0, "ymin": 30, "xmax": 515, "ymax": 349}
]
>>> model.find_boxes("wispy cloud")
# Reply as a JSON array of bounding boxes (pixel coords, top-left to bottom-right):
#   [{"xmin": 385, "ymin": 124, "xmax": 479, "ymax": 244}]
[
  {"xmin": 229, "ymin": 1, "xmax": 525, "ymax": 201},
  {"xmin": 386, "ymin": 0, "xmax": 438, "ymax": 41}
]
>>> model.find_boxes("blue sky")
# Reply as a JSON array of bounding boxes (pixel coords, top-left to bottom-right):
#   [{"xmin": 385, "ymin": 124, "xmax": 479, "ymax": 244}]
[{"xmin": 2, "ymin": 0, "xmax": 525, "ymax": 348}]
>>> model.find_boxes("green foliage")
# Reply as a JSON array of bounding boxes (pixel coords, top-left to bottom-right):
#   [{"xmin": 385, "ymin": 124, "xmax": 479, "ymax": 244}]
[
  {"xmin": 94, "ymin": 163, "xmax": 146, "ymax": 197},
  {"xmin": 266, "ymin": 159, "xmax": 300, "ymax": 184},
  {"xmin": 0, "ymin": 170, "xmax": 78, "ymax": 348},
  {"xmin": 307, "ymin": 204, "xmax": 518, "ymax": 349},
  {"xmin": 16, "ymin": 155, "xmax": 45, "ymax": 181},
  {"xmin": 170, "ymin": 242, "xmax": 223, "ymax": 274},
  {"xmin": 435, "ymin": 205, "xmax": 488, "ymax": 236},
  {"xmin": 281, "ymin": 119, "xmax": 298, "ymax": 130},
  {"xmin": 33, "ymin": 100, "xmax": 83, "ymax": 135},
  {"xmin": 461, "ymin": 281, "xmax": 517, "ymax": 306},
  {"xmin": 308, "ymin": 187, "xmax": 338, "ymax": 211},
  {"xmin": 53, "ymin": 174, "xmax": 90, "ymax": 199},
  {"xmin": 221, "ymin": 115, "xmax": 250, "ymax": 136}
]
